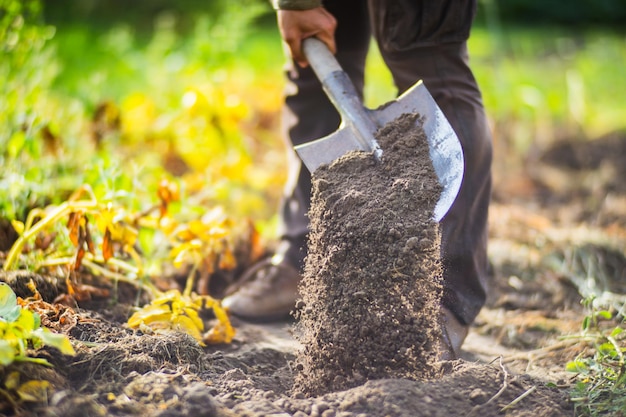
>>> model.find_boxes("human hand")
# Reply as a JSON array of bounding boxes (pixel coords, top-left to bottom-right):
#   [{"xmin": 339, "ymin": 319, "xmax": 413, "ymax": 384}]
[{"xmin": 277, "ymin": 7, "xmax": 337, "ymax": 67}]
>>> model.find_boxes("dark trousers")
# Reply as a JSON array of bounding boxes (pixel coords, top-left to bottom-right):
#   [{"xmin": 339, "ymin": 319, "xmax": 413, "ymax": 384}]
[{"xmin": 277, "ymin": 0, "xmax": 493, "ymax": 326}]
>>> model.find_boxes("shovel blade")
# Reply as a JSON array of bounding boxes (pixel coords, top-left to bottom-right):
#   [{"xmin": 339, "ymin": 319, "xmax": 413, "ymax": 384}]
[
  {"xmin": 373, "ymin": 81, "xmax": 464, "ymax": 222},
  {"xmin": 295, "ymin": 126, "xmax": 369, "ymax": 174},
  {"xmin": 295, "ymin": 80, "xmax": 464, "ymax": 221}
]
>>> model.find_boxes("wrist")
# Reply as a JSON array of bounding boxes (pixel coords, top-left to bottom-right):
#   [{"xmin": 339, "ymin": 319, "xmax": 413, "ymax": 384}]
[{"xmin": 272, "ymin": 0, "xmax": 322, "ymax": 10}]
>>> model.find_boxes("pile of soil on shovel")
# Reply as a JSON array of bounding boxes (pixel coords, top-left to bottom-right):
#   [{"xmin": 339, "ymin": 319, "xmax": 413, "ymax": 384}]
[{"xmin": 293, "ymin": 113, "xmax": 445, "ymax": 396}]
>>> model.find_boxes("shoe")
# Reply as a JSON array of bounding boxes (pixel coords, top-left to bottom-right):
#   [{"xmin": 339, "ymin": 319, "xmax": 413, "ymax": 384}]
[
  {"xmin": 439, "ymin": 307, "xmax": 469, "ymax": 360},
  {"xmin": 221, "ymin": 253, "xmax": 301, "ymax": 321}
]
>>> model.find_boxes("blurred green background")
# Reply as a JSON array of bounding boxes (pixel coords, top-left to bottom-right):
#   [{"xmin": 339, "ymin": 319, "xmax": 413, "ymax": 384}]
[{"xmin": 1, "ymin": 0, "xmax": 625, "ymax": 229}]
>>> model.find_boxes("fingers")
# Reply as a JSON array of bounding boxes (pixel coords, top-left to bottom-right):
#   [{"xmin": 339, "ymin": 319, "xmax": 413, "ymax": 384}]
[{"xmin": 277, "ymin": 8, "xmax": 337, "ymax": 67}]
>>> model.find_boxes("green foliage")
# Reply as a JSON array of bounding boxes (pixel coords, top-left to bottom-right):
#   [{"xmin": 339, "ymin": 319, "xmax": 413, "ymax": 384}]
[
  {"xmin": 567, "ymin": 296, "xmax": 626, "ymax": 417},
  {"xmin": 0, "ymin": 0, "xmax": 57, "ymax": 157},
  {"xmin": 0, "ymin": 283, "xmax": 75, "ymax": 366},
  {"xmin": 466, "ymin": 26, "xmax": 626, "ymax": 157},
  {"xmin": 0, "ymin": 0, "xmax": 63, "ymax": 219}
]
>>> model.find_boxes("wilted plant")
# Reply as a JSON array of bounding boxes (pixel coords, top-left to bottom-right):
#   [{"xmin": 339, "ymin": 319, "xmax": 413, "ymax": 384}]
[{"xmin": 2, "ymin": 180, "xmax": 237, "ymax": 345}]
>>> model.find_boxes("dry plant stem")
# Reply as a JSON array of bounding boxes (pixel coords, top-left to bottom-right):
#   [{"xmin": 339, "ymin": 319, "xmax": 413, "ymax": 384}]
[
  {"xmin": 3, "ymin": 181, "xmax": 98, "ymax": 273},
  {"xmin": 183, "ymin": 263, "xmax": 199, "ymax": 298},
  {"xmin": 3, "ymin": 200, "xmax": 99, "ymax": 271},
  {"xmin": 500, "ymin": 385, "xmax": 537, "ymax": 412},
  {"xmin": 467, "ymin": 357, "xmax": 511, "ymax": 417}
]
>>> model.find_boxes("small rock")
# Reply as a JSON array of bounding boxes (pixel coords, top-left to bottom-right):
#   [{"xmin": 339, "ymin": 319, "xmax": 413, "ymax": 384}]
[{"xmin": 469, "ymin": 388, "xmax": 489, "ymax": 404}]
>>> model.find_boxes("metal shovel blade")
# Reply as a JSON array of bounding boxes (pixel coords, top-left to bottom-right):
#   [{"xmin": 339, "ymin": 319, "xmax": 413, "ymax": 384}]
[{"xmin": 294, "ymin": 38, "xmax": 464, "ymax": 221}]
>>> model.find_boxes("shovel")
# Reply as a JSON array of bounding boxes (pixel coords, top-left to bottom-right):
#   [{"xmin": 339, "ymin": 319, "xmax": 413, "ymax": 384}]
[{"xmin": 294, "ymin": 38, "xmax": 464, "ymax": 222}]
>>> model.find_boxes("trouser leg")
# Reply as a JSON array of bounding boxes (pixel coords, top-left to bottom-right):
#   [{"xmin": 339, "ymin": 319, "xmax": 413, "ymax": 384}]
[
  {"xmin": 372, "ymin": 41, "xmax": 493, "ymax": 326},
  {"xmin": 278, "ymin": 0, "xmax": 371, "ymax": 270}
]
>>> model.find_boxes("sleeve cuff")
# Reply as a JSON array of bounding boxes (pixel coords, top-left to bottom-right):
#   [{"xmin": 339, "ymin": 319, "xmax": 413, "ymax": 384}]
[{"xmin": 273, "ymin": 0, "xmax": 322, "ymax": 10}]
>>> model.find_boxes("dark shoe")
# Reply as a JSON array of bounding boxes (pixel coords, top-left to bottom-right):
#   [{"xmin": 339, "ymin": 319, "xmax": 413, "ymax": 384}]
[
  {"xmin": 221, "ymin": 254, "xmax": 301, "ymax": 321},
  {"xmin": 439, "ymin": 307, "xmax": 469, "ymax": 360}
]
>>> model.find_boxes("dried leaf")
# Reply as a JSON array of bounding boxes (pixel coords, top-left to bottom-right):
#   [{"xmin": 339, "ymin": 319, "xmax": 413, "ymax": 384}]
[
  {"xmin": 67, "ymin": 212, "xmax": 81, "ymax": 246},
  {"xmin": 172, "ymin": 314, "xmax": 204, "ymax": 343},
  {"xmin": 218, "ymin": 246, "xmax": 237, "ymax": 270},
  {"xmin": 102, "ymin": 228, "xmax": 114, "ymax": 261},
  {"xmin": 157, "ymin": 179, "xmax": 180, "ymax": 216}
]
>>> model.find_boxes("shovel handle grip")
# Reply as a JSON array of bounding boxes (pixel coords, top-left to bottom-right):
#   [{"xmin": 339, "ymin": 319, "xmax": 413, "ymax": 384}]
[{"xmin": 302, "ymin": 38, "xmax": 382, "ymax": 158}]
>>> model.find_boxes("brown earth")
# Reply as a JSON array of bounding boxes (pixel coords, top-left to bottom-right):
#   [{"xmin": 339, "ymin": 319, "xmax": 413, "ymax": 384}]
[
  {"xmin": 1, "ymin": 128, "xmax": 626, "ymax": 416},
  {"xmin": 294, "ymin": 113, "xmax": 444, "ymax": 396}
]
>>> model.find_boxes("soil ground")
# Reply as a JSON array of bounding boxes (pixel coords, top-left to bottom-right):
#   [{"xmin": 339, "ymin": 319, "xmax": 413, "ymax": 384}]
[{"xmin": 1, "ymin": 128, "xmax": 625, "ymax": 416}]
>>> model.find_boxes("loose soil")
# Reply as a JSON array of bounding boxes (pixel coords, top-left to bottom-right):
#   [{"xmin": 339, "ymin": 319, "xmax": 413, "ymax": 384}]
[
  {"xmin": 293, "ymin": 113, "xmax": 443, "ymax": 396},
  {"xmin": 2, "ymin": 129, "xmax": 626, "ymax": 416}
]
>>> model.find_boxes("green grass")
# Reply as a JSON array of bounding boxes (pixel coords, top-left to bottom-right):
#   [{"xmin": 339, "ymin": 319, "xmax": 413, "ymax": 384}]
[{"xmin": 470, "ymin": 26, "xmax": 626, "ymax": 140}]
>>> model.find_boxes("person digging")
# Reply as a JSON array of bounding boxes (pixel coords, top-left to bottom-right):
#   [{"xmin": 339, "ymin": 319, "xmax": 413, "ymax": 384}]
[{"xmin": 223, "ymin": 0, "xmax": 493, "ymax": 361}]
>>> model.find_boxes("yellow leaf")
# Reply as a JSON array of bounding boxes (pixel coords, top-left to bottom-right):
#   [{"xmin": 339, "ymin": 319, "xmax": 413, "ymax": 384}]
[
  {"xmin": 173, "ymin": 224, "xmax": 196, "ymax": 242},
  {"xmin": 16, "ymin": 308, "xmax": 39, "ymax": 333},
  {"xmin": 151, "ymin": 290, "xmax": 181, "ymax": 305},
  {"xmin": 158, "ymin": 215, "xmax": 178, "ymax": 234},
  {"xmin": 127, "ymin": 304, "xmax": 172, "ymax": 328},
  {"xmin": 187, "ymin": 220, "xmax": 207, "ymax": 237},
  {"xmin": 182, "ymin": 307, "xmax": 204, "ymax": 331},
  {"xmin": 170, "ymin": 241, "xmax": 202, "ymax": 267},
  {"xmin": 17, "ymin": 380, "xmax": 50, "ymax": 402},
  {"xmin": 95, "ymin": 206, "xmax": 115, "ymax": 234},
  {"xmin": 172, "ymin": 314, "xmax": 204, "ymax": 344},
  {"xmin": 204, "ymin": 301, "xmax": 235, "ymax": 344},
  {"xmin": 4, "ymin": 371, "xmax": 20, "ymax": 390},
  {"xmin": 204, "ymin": 321, "xmax": 235, "ymax": 344},
  {"xmin": 108, "ymin": 222, "xmax": 138, "ymax": 247},
  {"xmin": 10, "ymin": 220, "xmax": 24, "ymax": 235}
]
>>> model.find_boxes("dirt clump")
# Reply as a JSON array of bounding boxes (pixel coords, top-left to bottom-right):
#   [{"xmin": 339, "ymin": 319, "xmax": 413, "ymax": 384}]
[{"xmin": 293, "ymin": 113, "xmax": 445, "ymax": 396}]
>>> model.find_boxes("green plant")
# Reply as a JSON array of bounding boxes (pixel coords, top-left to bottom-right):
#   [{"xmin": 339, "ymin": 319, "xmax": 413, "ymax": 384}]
[
  {"xmin": 567, "ymin": 296, "xmax": 626, "ymax": 417},
  {"xmin": 0, "ymin": 282, "xmax": 75, "ymax": 366},
  {"xmin": 1, "ymin": 0, "xmax": 57, "ymax": 157},
  {"xmin": 0, "ymin": 282, "xmax": 76, "ymax": 409}
]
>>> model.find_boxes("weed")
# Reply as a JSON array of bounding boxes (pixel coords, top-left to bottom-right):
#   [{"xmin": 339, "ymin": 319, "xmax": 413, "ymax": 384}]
[
  {"xmin": 567, "ymin": 296, "xmax": 626, "ymax": 417},
  {"xmin": 0, "ymin": 282, "xmax": 75, "ymax": 409}
]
